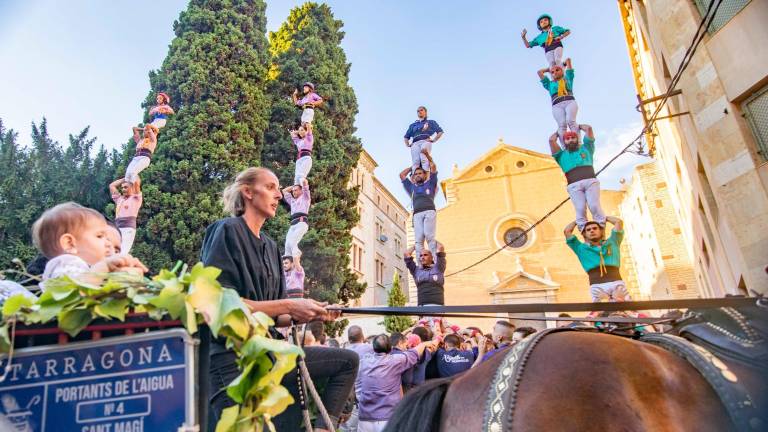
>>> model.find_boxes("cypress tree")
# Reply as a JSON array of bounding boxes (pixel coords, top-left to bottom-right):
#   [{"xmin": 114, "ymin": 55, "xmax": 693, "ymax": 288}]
[
  {"xmin": 128, "ymin": 0, "xmax": 271, "ymax": 270},
  {"xmin": 264, "ymin": 2, "xmax": 364, "ymax": 305},
  {"xmin": 383, "ymin": 271, "xmax": 413, "ymax": 333}
]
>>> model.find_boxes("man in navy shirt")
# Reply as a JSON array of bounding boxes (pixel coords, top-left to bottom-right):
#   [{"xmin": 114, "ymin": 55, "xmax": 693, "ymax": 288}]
[
  {"xmin": 404, "ymin": 106, "xmax": 444, "ymax": 173},
  {"xmin": 436, "ymin": 334, "xmax": 475, "ymax": 378},
  {"xmin": 401, "ymin": 151, "xmax": 438, "ymax": 261}
]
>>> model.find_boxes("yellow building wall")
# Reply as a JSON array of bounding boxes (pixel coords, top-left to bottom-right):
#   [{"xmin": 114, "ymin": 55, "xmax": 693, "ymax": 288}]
[{"xmin": 436, "ymin": 144, "xmax": 636, "ymax": 313}]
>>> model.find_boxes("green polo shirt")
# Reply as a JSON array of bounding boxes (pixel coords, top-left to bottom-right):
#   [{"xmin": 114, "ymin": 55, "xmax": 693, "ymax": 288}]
[
  {"xmin": 566, "ymin": 229, "xmax": 623, "ymax": 272},
  {"xmin": 553, "ymin": 136, "xmax": 595, "ymax": 174},
  {"xmin": 529, "ymin": 26, "xmax": 569, "ymax": 47},
  {"xmin": 540, "ymin": 69, "xmax": 574, "ymax": 98}
]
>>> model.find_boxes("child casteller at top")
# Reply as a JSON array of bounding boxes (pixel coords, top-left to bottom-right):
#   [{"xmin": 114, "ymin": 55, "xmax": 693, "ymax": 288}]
[
  {"xmin": 145, "ymin": 92, "xmax": 175, "ymax": 130},
  {"xmin": 521, "ymin": 14, "xmax": 571, "ymax": 67},
  {"xmin": 292, "ymin": 82, "xmax": 323, "ymax": 126}
]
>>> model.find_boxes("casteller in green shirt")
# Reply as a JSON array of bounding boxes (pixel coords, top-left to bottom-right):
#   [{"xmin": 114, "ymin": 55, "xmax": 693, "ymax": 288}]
[
  {"xmin": 554, "ymin": 136, "xmax": 595, "ymax": 174},
  {"xmin": 566, "ymin": 228, "xmax": 623, "ymax": 273}
]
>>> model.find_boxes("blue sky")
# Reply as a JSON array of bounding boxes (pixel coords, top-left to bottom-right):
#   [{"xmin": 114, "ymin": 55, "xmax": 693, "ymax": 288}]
[{"xmin": 0, "ymin": 1, "xmax": 646, "ymax": 207}]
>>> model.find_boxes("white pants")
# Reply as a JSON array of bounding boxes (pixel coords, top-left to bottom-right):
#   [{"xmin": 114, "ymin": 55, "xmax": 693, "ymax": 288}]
[
  {"xmin": 284, "ymin": 221, "xmax": 309, "ymax": 257},
  {"xmin": 545, "ymin": 47, "xmax": 564, "ymax": 67},
  {"xmin": 552, "ymin": 99, "xmax": 578, "ymax": 145},
  {"xmin": 124, "ymin": 155, "xmax": 151, "ymax": 184},
  {"xmin": 150, "ymin": 118, "xmax": 167, "ymax": 129},
  {"xmin": 567, "ymin": 178, "xmax": 606, "ymax": 231},
  {"xmin": 409, "ymin": 139, "xmax": 432, "ymax": 172},
  {"xmin": 358, "ymin": 420, "xmax": 387, "ymax": 432},
  {"xmin": 340, "ymin": 405, "xmax": 359, "ymax": 432},
  {"xmin": 590, "ymin": 280, "xmax": 630, "ymax": 303},
  {"xmin": 413, "ymin": 210, "xmax": 437, "ymax": 262},
  {"xmin": 294, "ymin": 155, "xmax": 313, "ymax": 185},
  {"xmin": 119, "ymin": 227, "xmax": 136, "ymax": 255},
  {"xmin": 301, "ymin": 108, "xmax": 315, "ymax": 124}
]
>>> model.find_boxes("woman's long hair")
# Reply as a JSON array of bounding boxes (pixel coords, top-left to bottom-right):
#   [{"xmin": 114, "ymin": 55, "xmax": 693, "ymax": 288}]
[{"xmin": 221, "ymin": 167, "xmax": 272, "ymax": 217}]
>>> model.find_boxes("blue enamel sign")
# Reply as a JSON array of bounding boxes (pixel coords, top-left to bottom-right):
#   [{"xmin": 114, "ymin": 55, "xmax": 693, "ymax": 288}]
[{"xmin": 0, "ymin": 329, "xmax": 197, "ymax": 431}]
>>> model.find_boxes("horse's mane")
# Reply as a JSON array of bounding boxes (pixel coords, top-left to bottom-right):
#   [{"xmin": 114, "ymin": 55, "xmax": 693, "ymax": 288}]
[{"xmin": 383, "ymin": 377, "xmax": 454, "ymax": 432}]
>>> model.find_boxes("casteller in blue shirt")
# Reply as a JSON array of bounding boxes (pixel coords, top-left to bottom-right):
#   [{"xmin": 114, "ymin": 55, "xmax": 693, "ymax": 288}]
[
  {"xmin": 404, "ymin": 118, "xmax": 444, "ymax": 143},
  {"xmin": 436, "ymin": 335, "xmax": 475, "ymax": 377}
]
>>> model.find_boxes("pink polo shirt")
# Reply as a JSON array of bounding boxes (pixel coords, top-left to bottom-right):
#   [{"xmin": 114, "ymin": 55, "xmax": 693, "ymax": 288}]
[
  {"xmin": 113, "ymin": 193, "xmax": 143, "ymax": 219},
  {"xmin": 292, "ymin": 131, "xmax": 314, "ymax": 153},
  {"xmin": 296, "ymin": 92, "xmax": 322, "ymax": 107},
  {"xmin": 284, "ymin": 267, "xmax": 305, "ymax": 298},
  {"xmin": 284, "ymin": 186, "xmax": 311, "ymax": 215}
]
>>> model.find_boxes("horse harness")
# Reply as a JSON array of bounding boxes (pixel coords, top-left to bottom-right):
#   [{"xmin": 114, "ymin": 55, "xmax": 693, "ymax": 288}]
[{"xmin": 481, "ymin": 311, "xmax": 766, "ymax": 432}]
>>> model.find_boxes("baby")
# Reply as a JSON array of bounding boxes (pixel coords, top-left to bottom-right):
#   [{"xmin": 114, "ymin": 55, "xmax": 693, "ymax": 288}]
[{"xmin": 31, "ymin": 202, "xmax": 147, "ymax": 286}]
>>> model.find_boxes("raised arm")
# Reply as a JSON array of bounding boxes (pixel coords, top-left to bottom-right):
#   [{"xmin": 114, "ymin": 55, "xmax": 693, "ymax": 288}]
[
  {"xmin": 606, "ymin": 216, "xmax": 623, "ymax": 231},
  {"xmin": 294, "ymin": 254, "xmax": 303, "ymax": 272},
  {"xmin": 109, "ymin": 179, "xmax": 123, "ymax": 196},
  {"xmin": 564, "ymin": 221, "xmax": 578, "ymax": 238},
  {"xmin": 436, "ymin": 242, "xmax": 447, "ymax": 272},
  {"xmin": 301, "ymin": 178, "xmax": 310, "ymax": 200},
  {"xmin": 132, "ymin": 127, "xmax": 142, "ymax": 145},
  {"xmin": 556, "ymin": 29, "xmax": 571, "ymax": 42},
  {"xmin": 565, "ymin": 58, "xmax": 572, "ymax": 70},
  {"xmin": 422, "ymin": 150, "xmax": 437, "ymax": 174},
  {"xmin": 548, "ymin": 131, "xmax": 561, "ymax": 155},
  {"xmin": 537, "ymin": 67, "xmax": 549, "ymax": 80},
  {"xmin": 404, "ymin": 246, "xmax": 417, "ymax": 275},
  {"xmin": 292, "ymin": 89, "xmax": 299, "ymax": 104},
  {"xmin": 431, "ymin": 131, "xmax": 444, "ymax": 143},
  {"xmin": 521, "ymin": 28, "xmax": 531, "ymax": 48},
  {"xmin": 579, "ymin": 123, "xmax": 594, "ymax": 140},
  {"xmin": 146, "ymin": 127, "xmax": 157, "ymax": 144},
  {"xmin": 282, "ymin": 185, "xmax": 294, "ymax": 203},
  {"xmin": 400, "ymin": 166, "xmax": 412, "ymax": 181}
]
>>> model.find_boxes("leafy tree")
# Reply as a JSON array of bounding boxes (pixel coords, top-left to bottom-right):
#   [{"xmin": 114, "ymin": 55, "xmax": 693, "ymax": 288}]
[
  {"xmin": 128, "ymin": 0, "xmax": 271, "ymax": 271},
  {"xmin": 383, "ymin": 271, "xmax": 413, "ymax": 333},
  {"xmin": 264, "ymin": 2, "xmax": 364, "ymax": 307},
  {"xmin": 0, "ymin": 119, "xmax": 116, "ymax": 269}
]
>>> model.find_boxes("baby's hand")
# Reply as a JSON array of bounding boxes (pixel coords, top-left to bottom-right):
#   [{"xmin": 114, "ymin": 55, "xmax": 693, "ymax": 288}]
[{"xmin": 93, "ymin": 255, "xmax": 148, "ymax": 274}]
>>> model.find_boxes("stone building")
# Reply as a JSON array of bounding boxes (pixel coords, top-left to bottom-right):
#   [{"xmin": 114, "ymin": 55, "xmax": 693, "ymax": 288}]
[
  {"xmin": 418, "ymin": 141, "xmax": 637, "ymax": 330},
  {"xmin": 620, "ymin": 160, "xmax": 698, "ymax": 299},
  {"xmin": 346, "ymin": 149, "xmax": 410, "ymax": 335},
  {"xmin": 617, "ymin": 0, "xmax": 768, "ymax": 295}
]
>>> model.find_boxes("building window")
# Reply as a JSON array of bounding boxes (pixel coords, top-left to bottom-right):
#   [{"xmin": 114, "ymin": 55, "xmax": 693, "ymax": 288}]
[
  {"xmin": 742, "ymin": 84, "xmax": 768, "ymax": 161},
  {"xmin": 374, "ymin": 257, "xmax": 384, "ymax": 285},
  {"xmin": 375, "ymin": 220, "xmax": 385, "ymax": 241},
  {"xmin": 503, "ymin": 228, "xmax": 528, "ymax": 248},
  {"xmin": 484, "ymin": 165, "xmax": 494, "ymax": 173},
  {"xmin": 351, "ymin": 243, "xmax": 365, "ymax": 272},
  {"xmin": 655, "ymin": 199, "xmax": 663, "ymax": 208},
  {"xmin": 694, "ymin": 0, "xmax": 750, "ymax": 34},
  {"xmin": 394, "ymin": 236, "xmax": 402, "ymax": 256},
  {"xmin": 515, "ymin": 160, "xmax": 526, "ymax": 169}
]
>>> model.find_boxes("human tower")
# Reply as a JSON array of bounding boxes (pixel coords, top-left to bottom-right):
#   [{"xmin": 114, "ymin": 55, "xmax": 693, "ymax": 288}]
[
  {"xmin": 522, "ymin": 14, "xmax": 629, "ymax": 304},
  {"xmin": 109, "ymin": 14, "xmax": 630, "ymax": 306},
  {"xmin": 398, "ymin": 14, "xmax": 631, "ymax": 307}
]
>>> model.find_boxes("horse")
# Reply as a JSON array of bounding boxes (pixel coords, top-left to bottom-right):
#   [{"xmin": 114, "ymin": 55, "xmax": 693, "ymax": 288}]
[{"xmin": 383, "ymin": 308, "xmax": 768, "ymax": 432}]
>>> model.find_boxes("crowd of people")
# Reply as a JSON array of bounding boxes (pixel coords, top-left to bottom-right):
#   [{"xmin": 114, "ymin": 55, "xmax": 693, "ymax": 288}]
[{"xmin": 292, "ymin": 319, "xmax": 538, "ymax": 432}]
